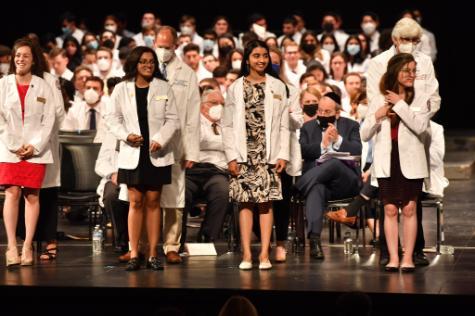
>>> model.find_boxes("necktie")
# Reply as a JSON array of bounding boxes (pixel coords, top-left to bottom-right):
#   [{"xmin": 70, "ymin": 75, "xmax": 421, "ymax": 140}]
[
  {"xmin": 89, "ymin": 108, "xmax": 96, "ymax": 130},
  {"xmin": 211, "ymin": 122, "xmax": 219, "ymax": 135},
  {"xmin": 160, "ymin": 63, "xmax": 167, "ymax": 80}
]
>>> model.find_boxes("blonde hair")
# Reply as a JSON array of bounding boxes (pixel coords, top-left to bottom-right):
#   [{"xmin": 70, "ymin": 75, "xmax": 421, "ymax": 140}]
[
  {"xmin": 299, "ymin": 86, "xmax": 322, "ymax": 103},
  {"xmin": 391, "ymin": 17, "xmax": 422, "ymax": 40}
]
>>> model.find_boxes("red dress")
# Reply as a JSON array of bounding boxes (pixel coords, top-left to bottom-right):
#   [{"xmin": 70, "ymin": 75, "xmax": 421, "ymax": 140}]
[{"xmin": 0, "ymin": 83, "xmax": 46, "ymax": 188}]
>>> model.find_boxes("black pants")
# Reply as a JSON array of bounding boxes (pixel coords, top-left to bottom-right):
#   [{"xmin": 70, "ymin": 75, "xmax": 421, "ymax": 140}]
[
  {"xmin": 379, "ymin": 192, "xmax": 426, "ymax": 256},
  {"xmin": 182, "ymin": 165, "xmax": 230, "ymax": 244},
  {"xmin": 17, "ymin": 187, "xmax": 58, "ymax": 242},
  {"xmin": 103, "ymin": 181, "xmax": 129, "ymax": 250},
  {"xmin": 273, "ymin": 171, "xmax": 293, "ymax": 241}
]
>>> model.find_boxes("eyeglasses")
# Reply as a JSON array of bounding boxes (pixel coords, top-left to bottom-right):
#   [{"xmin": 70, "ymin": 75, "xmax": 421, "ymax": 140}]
[
  {"xmin": 138, "ymin": 60, "xmax": 155, "ymax": 65},
  {"xmin": 400, "ymin": 37, "xmax": 421, "ymax": 44}
]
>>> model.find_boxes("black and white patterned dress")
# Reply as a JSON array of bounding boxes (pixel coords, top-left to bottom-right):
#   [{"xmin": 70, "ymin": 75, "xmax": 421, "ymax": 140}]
[{"xmin": 229, "ymin": 78, "xmax": 282, "ymax": 203}]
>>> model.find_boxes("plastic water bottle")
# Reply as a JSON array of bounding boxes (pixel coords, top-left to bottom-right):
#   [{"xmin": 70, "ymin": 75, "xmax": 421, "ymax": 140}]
[
  {"xmin": 92, "ymin": 225, "xmax": 103, "ymax": 254},
  {"xmin": 344, "ymin": 231, "xmax": 354, "ymax": 255}
]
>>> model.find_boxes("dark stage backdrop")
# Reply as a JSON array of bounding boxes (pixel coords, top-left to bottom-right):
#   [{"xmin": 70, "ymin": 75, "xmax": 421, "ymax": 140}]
[{"xmin": 0, "ymin": 0, "xmax": 470, "ymax": 128}]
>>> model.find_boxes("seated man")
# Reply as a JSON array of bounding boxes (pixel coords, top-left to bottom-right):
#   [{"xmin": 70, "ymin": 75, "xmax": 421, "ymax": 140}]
[
  {"xmin": 181, "ymin": 89, "xmax": 230, "ymax": 246},
  {"xmin": 295, "ymin": 92, "xmax": 362, "ymax": 259}
]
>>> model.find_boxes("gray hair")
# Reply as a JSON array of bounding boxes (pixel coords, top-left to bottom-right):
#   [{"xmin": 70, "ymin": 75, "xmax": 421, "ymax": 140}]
[{"xmin": 391, "ymin": 17, "xmax": 422, "ymax": 40}]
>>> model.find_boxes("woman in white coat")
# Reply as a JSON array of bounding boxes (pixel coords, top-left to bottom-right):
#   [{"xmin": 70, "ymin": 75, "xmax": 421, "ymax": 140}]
[
  {"xmin": 223, "ymin": 40, "xmax": 290, "ymax": 270},
  {"xmin": 361, "ymin": 53, "xmax": 431, "ymax": 272},
  {"xmin": 0, "ymin": 39, "xmax": 55, "ymax": 266},
  {"xmin": 107, "ymin": 46, "xmax": 179, "ymax": 271}
]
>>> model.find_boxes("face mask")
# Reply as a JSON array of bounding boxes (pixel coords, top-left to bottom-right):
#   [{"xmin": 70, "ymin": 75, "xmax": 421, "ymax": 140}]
[
  {"xmin": 144, "ymin": 35, "xmax": 155, "ymax": 48},
  {"xmin": 208, "ymin": 104, "xmax": 223, "ymax": 121},
  {"xmin": 356, "ymin": 104, "xmax": 368, "ymax": 120},
  {"xmin": 219, "ymin": 45, "xmax": 233, "ymax": 57},
  {"xmin": 0, "ymin": 63, "xmax": 9, "ymax": 75},
  {"xmin": 203, "ymin": 39, "xmax": 215, "ymax": 51},
  {"xmin": 252, "ymin": 23, "xmax": 267, "ymax": 39},
  {"xmin": 155, "ymin": 47, "xmax": 174, "ymax": 63},
  {"xmin": 322, "ymin": 22, "xmax": 334, "ymax": 33},
  {"xmin": 303, "ymin": 104, "xmax": 318, "ymax": 117},
  {"xmin": 347, "ymin": 44, "xmax": 360, "ymax": 56},
  {"xmin": 271, "ymin": 63, "xmax": 280, "ymax": 74},
  {"xmin": 102, "ymin": 39, "xmax": 115, "ymax": 49},
  {"xmin": 231, "ymin": 59, "xmax": 242, "ymax": 70},
  {"xmin": 302, "ymin": 43, "xmax": 317, "ymax": 54},
  {"xmin": 104, "ymin": 24, "xmax": 117, "ymax": 33},
  {"xmin": 87, "ymin": 40, "xmax": 99, "ymax": 50},
  {"xmin": 180, "ymin": 26, "xmax": 193, "ymax": 36},
  {"xmin": 323, "ymin": 44, "xmax": 335, "ymax": 54},
  {"xmin": 361, "ymin": 22, "xmax": 376, "ymax": 35},
  {"xmin": 84, "ymin": 88, "xmax": 100, "ymax": 105},
  {"xmin": 97, "ymin": 58, "xmax": 111, "ymax": 71},
  {"xmin": 317, "ymin": 115, "xmax": 336, "ymax": 129},
  {"xmin": 141, "ymin": 20, "xmax": 152, "ymax": 29},
  {"xmin": 398, "ymin": 42, "xmax": 416, "ymax": 54},
  {"xmin": 62, "ymin": 26, "xmax": 71, "ymax": 35}
]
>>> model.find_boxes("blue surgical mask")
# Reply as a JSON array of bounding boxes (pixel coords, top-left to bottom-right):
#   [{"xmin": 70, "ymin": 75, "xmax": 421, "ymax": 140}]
[
  {"xmin": 272, "ymin": 63, "xmax": 280, "ymax": 74},
  {"xmin": 203, "ymin": 39, "xmax": 215, "ymax": 51},
  {"xmin": 87, "ymin": 40, "xmax": 99, "ymax": 50},
  {"xmin": 62, "ymin": 26, "xmax": 71, "ymax": 35},
  {"xmin": 144, "ymin": 35, "xmax": 155, "ymax": 48},
  {"xmin": 347, "ymin": 44, "xmax": 360, "ymax": 56}
]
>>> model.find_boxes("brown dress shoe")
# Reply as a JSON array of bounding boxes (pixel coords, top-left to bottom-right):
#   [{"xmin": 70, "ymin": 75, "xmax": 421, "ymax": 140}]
[
  {"xmin": 325, "ymin": 209, "xmax": 356, "ymax": 225},
  {"xmin": 119, "ymin": 251, "xmax": 145, "ymax": 263},
  {"xmin": 166, "ymin": 251, "xmax": 183, "ymax": 264}
]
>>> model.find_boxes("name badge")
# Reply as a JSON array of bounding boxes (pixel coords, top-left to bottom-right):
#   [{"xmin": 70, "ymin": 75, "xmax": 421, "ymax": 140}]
[
  {"xmin": 37, "ymin": 96, "xmax": 46, "ymax": 104},
  {"xmin": 155, "ymin": 95, "xmax": 168, "ymax": 101},
  {"xmin": 273, "ymin": 94, "xmax": 282, "ymax": 101}
]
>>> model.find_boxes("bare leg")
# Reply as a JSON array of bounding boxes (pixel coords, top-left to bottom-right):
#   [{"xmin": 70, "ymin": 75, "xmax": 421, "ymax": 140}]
[
  {"xmin": 239, "ymin": 202, "xmax": 254, "ymax": 262},
  {"xmin": 401, "ymin": 200, "xmax": 417, "ymax": 268},
  {"xmin": 145, "ymin": 189, "xmax": 161, "ymax": 258},
  {"xmin": 23, "ymin": 188, "xmax": 40, "ymax": 249},
  {"xmin": 258, "ymin": 202, "xmax": 273, "ymax": 262},
  {"xmin": 3, "ymin": 186, "xmax": 21, "ymax": 249},
  {"xmin": 128, "ymin": 187, "xmax": 145, "ymax": 259},
  {"xmin": 384, "ymin": 204, "xmax": 399, "ymax": 267}
]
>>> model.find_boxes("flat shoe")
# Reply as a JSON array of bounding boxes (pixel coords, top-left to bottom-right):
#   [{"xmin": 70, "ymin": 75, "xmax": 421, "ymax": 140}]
[
  {"xmin": 401, "ymin": 266, "xmax": 415, "ymax": 273},
  {"xmin": 239, "ymin": 261, "xmax": 252, "ymax": 270},
  {"xmin": 259, "ymin": 260, "xmax": 272, "ymax": 270},
  {"xmin": 384, "ymin": 265, "xmax": 399, "ymax": 272}
]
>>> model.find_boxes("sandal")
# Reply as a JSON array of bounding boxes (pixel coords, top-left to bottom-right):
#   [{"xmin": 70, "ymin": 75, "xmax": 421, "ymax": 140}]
[{"xmin": 39, "ymin": 247, "xmax": 58, "ymax": 261}]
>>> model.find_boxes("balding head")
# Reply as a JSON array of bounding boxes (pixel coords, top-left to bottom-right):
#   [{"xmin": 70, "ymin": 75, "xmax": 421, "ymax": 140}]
[{"xmin": 155, "ymin": 26, "xmax": 178, "ymax": 49}]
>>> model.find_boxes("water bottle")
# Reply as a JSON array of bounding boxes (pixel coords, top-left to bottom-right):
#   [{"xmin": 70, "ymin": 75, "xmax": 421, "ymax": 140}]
[
  {"xmin": 92, "ymin": 225, "xmax": 103, "ymax": 254},
  {"xmin": 344, "ymin": 231, "xmax": 354, "ymax": 255}
]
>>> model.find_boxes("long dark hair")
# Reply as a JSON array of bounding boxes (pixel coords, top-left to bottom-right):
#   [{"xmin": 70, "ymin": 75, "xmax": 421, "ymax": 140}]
[
  {"xmin": 123, "ymin": 46, "xmax": 164, "ymax": 81},
  {"xmin": 239, "ymin": 39, "xmax": 278, "ymax": 79},
  {"xmin": 380, "ymin": 53, "xmax": 415, "ymax": 104},
  {"xmin": 9, "ymin": 38, "xmax": 44, "ymax": 77}
]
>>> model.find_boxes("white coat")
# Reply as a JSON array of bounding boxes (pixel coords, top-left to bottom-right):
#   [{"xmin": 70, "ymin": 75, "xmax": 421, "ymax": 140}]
[
  {"xmin": 106, "ymin": 78, "xmax": 180, "ymax": 170},
  {"xmin": 0, "ymin": 74, "xmax": 55, "ymax": 164},
  {"xmin": 160, "ymin": 57, "xmax": 201, "ymax": 208},
  {"xmin": 222, "ymin": 75, "xmax": 290, "ymax": 165},
  {"xmin": 42, "ymin": 72, "xmax": 65, "ymax": 188},
  {"xmin": 360, "ymin": 92, "xmax": 431, "ymax": 179},
  {"xmin": 422, "ymin": 121, "xmax": 449, "ymax": 197},
  {"xmin": 366, "ymin": 46, "xmax": 441, "ymax": 117},
  {"xmin": 286, "ymin": 85, "xmax": 303, "ymax": 176}
]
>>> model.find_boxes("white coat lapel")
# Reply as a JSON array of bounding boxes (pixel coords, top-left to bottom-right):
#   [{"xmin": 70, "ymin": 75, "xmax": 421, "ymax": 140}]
[
  {"xmin": 126, "ymin": 81, "xmax": 140, "ymax": 133},
  {"xmin": 6, "ymin": 75, "xmax": 22, "ymax": 118},
  {"xmin": 167, "ymin": 58, "xmax": 179, "ymax": 85},
  {"xmin": 235, "ymin": 77, "xmax": 246, "ymax": 161},
  {"xmin": 264, "ymin": 74, "xmax": 274, "ymax": 160}
]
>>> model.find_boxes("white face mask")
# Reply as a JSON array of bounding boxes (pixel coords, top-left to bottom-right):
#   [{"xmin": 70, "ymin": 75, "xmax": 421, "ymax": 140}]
[
  {"xmin": 208, "ymin": 104, "xmax": 223, "ymax": 121},
  {"xmin": 361, "ymin": 22, "xmax": 376, "ymax": 36},
  {"xmin": 0, "ymin": 63, "xmax": 9, "ymax": 75},
  {"xmin": 356, "ymin": 104, "xmax": 368, "ymax": 120},
  {"xmin": 323, "ymin": 44, "xmax": 335, "ymax": 54},
  {"xmin": 97, "ymin": 58, "xmax": 111, "ymax": 71},
  {"xmin": 155, "ymin": 47, "xmax": 174, "ymax": 64},
  {"xmin": 252, "ymin": 23, "xmax": 267, "ymax": 39},
  {"xmin": 398, "ymin": 42, "xmax": 416, "ymax": 54},
  {"xmin": 104, "ymin": 24, "xmax": 117, "ymax": 33},
  {"xmin": 84, "ymin": 88, "xmax": 100, "ymax": 105},
  {"xmin": 231, "ymin": 59, "xmax": 242, "ymax": 70},
  {"xmin": 180, "ymin": 26, "xmax": 193, "ymax": 36},
  {"xmin": 141, "ymin": 20, "xmax": 152, "ymax": 29}
]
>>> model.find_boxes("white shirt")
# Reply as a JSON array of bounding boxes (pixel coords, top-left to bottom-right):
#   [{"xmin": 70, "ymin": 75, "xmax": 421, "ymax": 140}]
[
  {"xmin": 318, "ymin": 30, "xmax": 349, "ymax": 52},
  {"xmin": 56, "ymin": 28, "xmax": 85, "ymax": 48},
  {"xmin": 368, "ymin": 31, "xmax": 380, "ymax": 54},
  {"xmin": 277, "ymin": 32, "xmax": 302, "ymax": 46},
  {"xmin": 284, "ymin": 60, "xmax": 307, "ymax": 88},
  {"xmin": 61, "ymin": 99, "xmax": 108, "ymax": 143},
  {"xmin": 198, "ymin": 114, "xmax": 227, "ymax": 170},
  {"xmin": 195, "ymin": 62, "xmax": 213, "ymax": 82},
  {"xmin": 51, "ymin": 68, "xmax": 73, "ymax": 81}
]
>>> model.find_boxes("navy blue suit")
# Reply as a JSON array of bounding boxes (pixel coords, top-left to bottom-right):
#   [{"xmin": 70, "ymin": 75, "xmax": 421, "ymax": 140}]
[{"xmin": 295, "ymin": 117, "xmax": 362, "ymax": 236}]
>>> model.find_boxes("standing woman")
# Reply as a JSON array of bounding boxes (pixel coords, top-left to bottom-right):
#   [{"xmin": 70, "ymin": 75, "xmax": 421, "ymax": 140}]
[
  {"xmin": 361, "ymin": 53, "xmax": 430, "ymax": 272},
  {"xmin": 223, "ymin": 40, "xmax": 290, "ymax": 270},
  {"xmin": 0, "ymin": 38, "xmax": 55, "ymax": 266},
  {"xmin": 107, "ymin": 46, "xmax": 179, "ymax": 271}
]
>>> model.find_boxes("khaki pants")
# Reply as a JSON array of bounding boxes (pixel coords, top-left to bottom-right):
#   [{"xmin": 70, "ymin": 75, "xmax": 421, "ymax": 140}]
[{"xmin": 162, "ymin": 207, "xmax": 183, "ymax": 253}]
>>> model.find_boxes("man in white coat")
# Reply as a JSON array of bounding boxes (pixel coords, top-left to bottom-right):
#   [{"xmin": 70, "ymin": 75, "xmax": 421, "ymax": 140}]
[{"xmin": 155, "ymin": 26, "xmax": 201, "ymax": 263}]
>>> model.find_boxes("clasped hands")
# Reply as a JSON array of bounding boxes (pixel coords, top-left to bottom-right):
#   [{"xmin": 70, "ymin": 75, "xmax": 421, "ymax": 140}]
[
  {"xmin": 15, "ymin": 144, "xmax": 35, "ymax": 160},
  {"xmin": 127, "ymin": 134, "xmax": 161, "ymax": 153}
]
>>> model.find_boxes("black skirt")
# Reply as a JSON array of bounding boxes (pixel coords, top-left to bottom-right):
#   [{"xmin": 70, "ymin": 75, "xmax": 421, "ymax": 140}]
[{"xmin": 378, "ymin": 140, "xmax": 423, "ymax": 207}]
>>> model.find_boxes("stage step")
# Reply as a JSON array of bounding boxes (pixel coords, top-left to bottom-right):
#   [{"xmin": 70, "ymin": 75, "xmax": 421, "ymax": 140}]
[
  {"xmin": 444, "ymin": 151, "xmax": 475, "ymax": 180},
  {"xmin": 445, "ymin": 130, "xmax": 475, "ymax": 152}
]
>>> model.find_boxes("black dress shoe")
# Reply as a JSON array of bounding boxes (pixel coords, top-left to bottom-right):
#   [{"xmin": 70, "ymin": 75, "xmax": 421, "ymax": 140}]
[
  {"xmin": 384, "ymin": 265, "xmax": 399, "ymax": 272},
  {"xmin": 401, "ymin": 266, "xmax": 416, "ymax": 273},
  {"xmin": 146, "ymin": 257, "xmax": 164, "ymax": 271},
  {"xmin": 309, "ymin": 238, "xmax": 324, "ymax": 260},
  {"xmin": 413, "ymin": 251, "xmax": 430, "ymax": 266},
  {"xmin": 125, "ymin": 257, "xmax": 141, "ymax": 271},
  {"xmin": 379, "ymin": 254, "xmax": 389, "ymax": 266}
]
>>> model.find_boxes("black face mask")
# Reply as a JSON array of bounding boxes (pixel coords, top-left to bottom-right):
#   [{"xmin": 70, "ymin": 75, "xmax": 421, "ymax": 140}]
[
  {"xmin": 317, "ymin": 115, "xmax": 336, "ymax": 129},
  {"xmin": 302, "ymin": 43, "xmax": 317, "ymax": 54},
  {"xmin": 322, "ymin": 22, "xmax": 334, "ymax": 33},
  {"xmin": 219, "ymin": 45, "xmax": 233, "ymax": 57},
  {"xmin": 303, "ymin": 104, "xmax": 318, "ymax": 117},
  {"xmin": 102, "ymin": 39, "xmax": 115, "ymax": 49}
]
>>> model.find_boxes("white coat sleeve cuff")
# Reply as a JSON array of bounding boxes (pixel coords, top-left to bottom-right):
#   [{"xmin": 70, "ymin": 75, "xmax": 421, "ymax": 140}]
[{"xmin": 332, "ymin": 135, "xmax": 343, "ymax": 150}]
